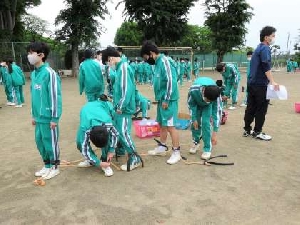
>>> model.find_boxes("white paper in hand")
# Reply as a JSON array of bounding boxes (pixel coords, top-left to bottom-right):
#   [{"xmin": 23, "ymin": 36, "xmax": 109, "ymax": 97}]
[{"xmin": 266, "ymin": 85, "xmax": 288, "ymax": 100}]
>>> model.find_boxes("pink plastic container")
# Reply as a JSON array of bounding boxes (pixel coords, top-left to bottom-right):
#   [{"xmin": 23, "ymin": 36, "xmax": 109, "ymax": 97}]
[
  {"xmin": 295, "ymin": 102, "xmax": 300, "ymax": 113},
  {"xmin": 133, "ymin": 120, "xmax": 160, "ymax": 138}
]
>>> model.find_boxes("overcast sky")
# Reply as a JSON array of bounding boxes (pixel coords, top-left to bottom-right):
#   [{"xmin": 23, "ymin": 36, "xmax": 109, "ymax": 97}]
[{"xmin": 27, "ymin": 0, "xmax": 300, "ymax": 53}]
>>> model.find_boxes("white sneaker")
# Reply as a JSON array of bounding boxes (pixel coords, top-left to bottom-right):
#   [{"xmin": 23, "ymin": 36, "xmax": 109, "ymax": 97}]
[
  {"xmin": 101, "ymin": 166, "xmax": 114, "ymax": 177},
  {"xmin": 240, "ymin": 103, "xmax": 247, "ymax": 107},
  {"xmin": 201, "ymin": 152, "xmax": 211, "ymax": 160},
  {"xmin": 148, "ymin": 145, "xmax": 167, "ymax": 156},
  {"xmin": 77, "ymin": 160, "xmax": 92, "ymax": 168},
  {"xmin": 167, "ymin": 151, "xmax": 181, "ymax": 165},
  {"xmin": 15, "ymin": 105, "xmax": 22, "ymax": 108},
  {"xmin": 253, "ymin": 132, "xmax": 272, "ymax": 141},
  {"xmin": 43, "ymin": 167, "xmax": 60, "ymax": 180},
  {"xmin": 120, "ymin": 155, "xmax": 142, "ymax": 171},
  {"xmin": 35, "ymin": 167, "xmax": 50, "ymax": 177},
  {"xmin": 189, "ymin": 143, "xmax": 199, "ymax": 154},
  {"xmin": 228, "ymin": 106, "xmax": 236, "ymax": 110},
  {"xmin": 6, "ymin": 102, "xmax": 15, "ymax": 106}
]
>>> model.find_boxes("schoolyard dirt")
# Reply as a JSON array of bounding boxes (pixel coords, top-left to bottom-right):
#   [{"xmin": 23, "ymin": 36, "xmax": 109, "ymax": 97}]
[{"xmin": 0, "ymin": 70, "xmax": 299, "ymax": 225}]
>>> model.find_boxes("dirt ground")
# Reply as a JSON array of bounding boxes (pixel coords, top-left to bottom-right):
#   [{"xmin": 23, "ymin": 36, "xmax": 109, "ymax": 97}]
[{"xmin": 0, "ymin": 70, "xmax": 300, "ymax": 225}]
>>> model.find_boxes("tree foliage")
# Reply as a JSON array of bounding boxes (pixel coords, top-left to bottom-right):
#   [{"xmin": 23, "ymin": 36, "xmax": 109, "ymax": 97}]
[
  {"xmin": 22, "ymin": 14, "xmax": 51, "ymax": 41},
  {"xmin": 204, "ymin": 0, "xmax": 253, "ymax": 62},
  {"xmin": 114, "ymin": 21, "xmax": 143, "ymax": 46},
  {"xmin": 120, "ymin": 0, "xmax": 198, "ymax": 46},
  {"xmin": 55, "ymin": 0, "xmax": 109, "ymax": 76},
  {"xmin": 0, "ymin": 0, "xmax": 41, "ymax": 40},
  {"xmin": 178, "ymin": 25, "xmax": 213, "ymax": 53}
]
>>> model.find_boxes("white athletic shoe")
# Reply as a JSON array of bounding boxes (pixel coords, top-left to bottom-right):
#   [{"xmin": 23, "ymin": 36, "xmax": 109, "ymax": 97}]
[
  {"xmin": 101, "ymin": 166, "xmax": 114, "ymax": 177},
  {"xmin": 148, "ymin": 145, "xmax": 167, "ymax": 156},
  {"xmin": 201, "ymin": 152, "xmax": 211, "ymax": 160},
  {"xmin": 15, "ymin": 105, "xmax": 22, "ymax": 108},
  {"xmin": 189, "ymin": 143, "xmax": 199, "ymax": 154},
  {"xmin": 253, "ymin": 132, "xmax": 272, "ymax": 141},
  {"xmin": 120, "ymin": 155, "xmax": 142, "ymax": 171},
  {"xmin": 43, "ymin": 167, "xmax": 60, "ymax": 180},
  {"xmin": 77, "ymin": 160, "xmax": 92, "ymax": 168},
  {"xmin": 240, "ymin": 103, "xmax": 247, "ymax": 107},
  {"xmin": 35, "ymin": 167, "xmax": 50, "ymax": 177},
  {"xmin": 6, "ymin": 102, "xmax": 15, "ymax": 106},
  {"xmin": 228, "ymin": 106, "xmax": 236, "ymax": 110},
  {"xmin": 167, "ymin": 151, "xmax": 181, "ymax": 165}
]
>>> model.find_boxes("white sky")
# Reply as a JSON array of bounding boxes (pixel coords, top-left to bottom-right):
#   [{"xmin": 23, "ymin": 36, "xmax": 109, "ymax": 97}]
[{"xmin": 27, "ymin": 0, "xmax": 300, "ymax": 53}]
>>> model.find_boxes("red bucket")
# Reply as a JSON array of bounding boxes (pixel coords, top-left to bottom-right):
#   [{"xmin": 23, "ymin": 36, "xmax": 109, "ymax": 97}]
[{"xmin": 295, "ymin": 102, "xmax": 300, "ymax": 113}]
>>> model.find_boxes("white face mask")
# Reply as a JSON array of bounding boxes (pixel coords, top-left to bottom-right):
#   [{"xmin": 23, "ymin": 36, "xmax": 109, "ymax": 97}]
[
  {"xmin": 269, "ymin": 37, "xmax": 275, "ymax": 45},
  {"xmin": 247, "ymin": 57, "xmax": 251, "ymax": 61},
  {"xmin": 27, "ymin": 54, "xmax": 40, "ymax": 65}
]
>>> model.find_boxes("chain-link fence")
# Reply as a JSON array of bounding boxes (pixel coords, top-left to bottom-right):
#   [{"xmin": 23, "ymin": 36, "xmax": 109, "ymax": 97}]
[{"xmin": 0, "ymin": 42, "xmax": 65, "ymax": 72}]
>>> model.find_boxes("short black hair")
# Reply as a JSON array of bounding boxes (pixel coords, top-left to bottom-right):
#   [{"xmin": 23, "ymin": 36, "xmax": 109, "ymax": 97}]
[
  {"xmin": 101, "ymin": 46, "xmax": 120, "ymax": 64},
  {"xmin": 216, "ymin": 80, "xmax": 223, "ymax": 87},
  {"xmin": 89, "ymin": 126, "xmax": 109, "ymax": 148},
  {"xmin": 260, "ymin": 26, "xmax": 276, "ymax": 42},
  {"xmin": 96, "ymin": 50, "xmax": 102, "ymax": 55},
  {"xmin": 246, "ymin": 51, "xmax": 253, "ymax": 56},
  {"xmin": 84, "ymin": 49, "xmax": 94, "ymax": 59},
  {"xmin": 203, "ymin": 85, "xmax": 221, "ymax": 101},
  {"xmin": 215, "ymin": 63, "xmax": 225, "ymax": 72},
  {"xmin": 116, "ymin": 47, "xmax": 123, "ymax": 52},
  {"xmin": 140, "ymin": 41, "xmax": 159, "ymax": 57},
  {"xmin": 26, "ymin": 42, "xmax": 50, "ymax": 62}
]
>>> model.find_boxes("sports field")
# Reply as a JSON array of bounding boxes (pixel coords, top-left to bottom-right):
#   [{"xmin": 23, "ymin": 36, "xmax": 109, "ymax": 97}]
[{"xmin": 0, "ymin": 70, "xmax": 299, "ymax": 224}]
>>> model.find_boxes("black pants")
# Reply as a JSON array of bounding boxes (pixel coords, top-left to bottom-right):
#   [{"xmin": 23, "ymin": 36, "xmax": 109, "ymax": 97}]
[{"xmin": 244, "ymin": 86, "xmax": 269, "ymax": 133}]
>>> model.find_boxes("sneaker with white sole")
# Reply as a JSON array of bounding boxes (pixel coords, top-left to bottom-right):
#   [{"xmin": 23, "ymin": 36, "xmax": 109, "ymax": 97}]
[
  {"xmin": 43, "ymin": 167, "xmax": 60, "ymax": 180},
  {"xmin": 148, "ymin": 145, "xmax": 167, "ymax": 156},
  {"xmin": 167, "ymin": 150, "xmax": 181, "ymax": 165},
  {"xmin": 189, "ymin": 143, "xmax": 199, "ymax": 154},
  {"xmin": 77, "ymin": 160, "xmax": 92, "ymax": 168},
  {"xmin": 240, "ymin": 103, "xmax": 247, "ymax": 107},
  {"xmin": 243, "ymin": 130, "xmax": 253, "ymax": 137},
  {"xmin": 201, "ymin": 152, "xmax": 211, "ymax": 160},
  {"xmin": 253, "ymin": 132, "xmax": 272, "ymax": 141},
  {"xmin": 15, "ymin": 105, "xmax": 22, "ymax": 108},
  {"xmin": 6, "ymin": 102, "xmax": 15, "ymax": 106},
  {"xmin": 120, "ymin": 154, "xmax": 142, "ymax": 171},
  {"xmin": 35, "ymin": 167, "xmax": 50, "ymax": 177},
  {"xmin": 101, "ymin": 166, "xmax": 114, "ymax": 177},
  {"xmin": 228, "ymin": 106, "xmax": 236, "ymax": 110}
]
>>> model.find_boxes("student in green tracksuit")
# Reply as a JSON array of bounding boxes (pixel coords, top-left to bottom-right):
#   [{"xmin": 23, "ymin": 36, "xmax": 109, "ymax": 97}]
[
  {"xmin": 144, "ymin": 62, "xmax": 153, "ymax": 84},
  {"xmin": 141, "ymin": 41, "xmax": 181, "ymax": 165},
  {"xmin": 241, "ymin": 51, "xmax": 253, "ymax": 107},
  {"xmin": 102, "ymin": 46, "xmax": 142, "ymax": 171},
  {"xmin": 136, "ymin": 61, "xmax": 144, "ymax": 84},
  {"xmin": 216, "ymin": 63, "xmax": 241, "ymax": 109},
  {"xmin": 134, "ymin": 89, "xmax": 151, "ymax": 119},
  {"xmin": 179, "ymin": 59, "xmax": 186, "ymax": 86},
  {"xmin": 79, "ymin": 49, "xmax": 104, "ymax": 102},
  {"xmin": 7, "ymin": 60, "xmax": 26, "ymax": 107},
  {"xmin": 193, "ymin": 58, "xmax": 200, "ymax": 78},
  {"xmin": 28, "ymin": 42, "xmax": 62, "ymax": 180},
  {"xmin": 188, "ymin": 77, "xmax": 222, "ymax": 160},
  {"xmin": 186, "ymin": 58, "xmax": 192, "ymax": 81},
  {"xmin": 76, "ymin": 97, "xmax": 119, "ymax": 177},
  {"xmin": 0, "ymin": 62, "xmax": 14, "ymax": 105}
]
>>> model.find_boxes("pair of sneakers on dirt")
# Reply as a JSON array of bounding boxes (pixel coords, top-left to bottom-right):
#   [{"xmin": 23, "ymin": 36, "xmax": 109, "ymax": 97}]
[
  {"xmin": 77, "ymin": 155, "xmax": 142, "ymax": 177},
  {"xmin": 243, "ymin": 130, "xmax": 272, "ymax": 141},
  {"xmin": 147, "ymin": 144, "xmax": 211, "ymax": 163},
  {"xmin": 35, "ymin": 166, "xmax": 60, "ymax": 180}
]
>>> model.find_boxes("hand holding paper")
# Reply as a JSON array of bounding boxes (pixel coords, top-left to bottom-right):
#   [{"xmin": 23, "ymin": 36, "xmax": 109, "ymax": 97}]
[{"xmin": 266, "ymin": 85, "xmax": 288, "ymax": 100}]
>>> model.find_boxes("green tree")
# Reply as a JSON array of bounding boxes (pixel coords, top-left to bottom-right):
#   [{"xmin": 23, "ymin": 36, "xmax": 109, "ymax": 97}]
[
  {"xmin": 120, "ymin": 0, "xmax": 198, "ymax": 46},
  {"xmin": 55, "ymin": 0, "xmax": 109, "ymax": 76},
  {"xmin": 114, "ymin": 21, "xmax": 143, "ymax": 46},
  {"xmin": 22, "ymin": 14, "xmax": 51, "ymax": 41},
  {"xmin": 204, "ymin": 0, "xmax": 253, "ymax": 62},
  {"xmin": 0, "ymin": 0, "xmax": 41, "ymax": 40},
  {"xmin": 178, "ymin": 25, "xmax": 213, "ymax": 53}
]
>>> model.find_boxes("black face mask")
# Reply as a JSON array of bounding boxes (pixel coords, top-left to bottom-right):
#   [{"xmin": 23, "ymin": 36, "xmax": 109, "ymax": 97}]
[{"xmin": 147, "ymin": 57, "xmax": 155, "ymax": 65}]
